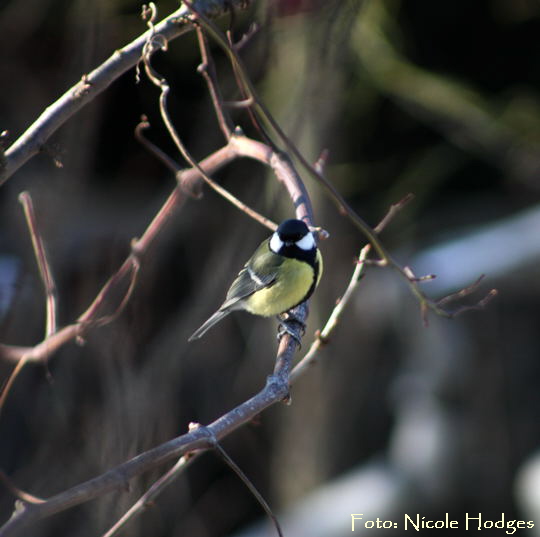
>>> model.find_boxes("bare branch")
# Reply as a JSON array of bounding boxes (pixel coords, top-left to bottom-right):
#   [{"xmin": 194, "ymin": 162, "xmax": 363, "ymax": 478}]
[
  {"xmin": 100, "ymin": 319, "xmax": 298, "ymax": 537},
  {"xmin": 18, "ymin": 192, "xmax": 58, "ymax": 338},
  {"xmin": 135, "ymin": 116, "xmax": 182, "ymax": 175},
  {"xmin": 0, "ymin": 369, "xmax": 293, "ymax": 537},
  {"xmin": 0, "ymin": 0, "xmax": 251, "ymax": 185},
  {"xmin": 195, "ymin": 24, "xmax": 234, "ymax": 139},
  {"xmin": 212, "ymin": 434, "xmax": 283, "ymax": 537},
  {"xmin": 436, "ymin": 275, "xmax": 498, "ymax": 316}
]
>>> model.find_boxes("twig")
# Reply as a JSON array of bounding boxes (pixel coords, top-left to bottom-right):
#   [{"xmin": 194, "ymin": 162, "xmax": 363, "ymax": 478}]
[
  {"xmin": 0, "ymin": 193, "xmax": 59, "ymax": 414},
  {"xmin": 224, "ymin": 27, "xmax": 275, "ymax": 147},
  {"xmin": 140, "ymin": 17, "xmax": 276, "ymax": 231},
  {"xmin": 373, "ymin": 193, "xmax": 414, "ymax": 234},
  {"xmin": 212, "ymin": 436, "xmax": 283, "ymax": 537},
  {"xmin": 18, "ymin": 192, "xmax": 57, "ymax": 338},
  {"xmin": 0, "ymin": 472, "xmax": 45, "ymax": 505},
  {"xmin": 232, "ymin": 23, "xmax": 260, "ymax": 52},
  {"xmin": 0, "ymin": 357, "xmax": 32, "ymax": 418},
  {"xmin": 78, "ymin": 252, "xmax": 140, "ymax": 327},
  {"xmin": 135, "ymin": 116, "xmax": 181, "ymax": 174},
  {"xmin": 195, "ymin": 24, "xmax": 234, "ymax": 139},
  {"xmin": 101, "ymin": 454, "xmax": 197, "ymax": 537},
  {"xmin": 436, "ymin": 275, "xmax": 498, "ymax": 315},
  {"xmin": 290, "ymin": 194, "xmax": 413, "ymax": 383},
  {"xmin": 223, "ymin": 98, "xmax": 254, "ymax": 108}
]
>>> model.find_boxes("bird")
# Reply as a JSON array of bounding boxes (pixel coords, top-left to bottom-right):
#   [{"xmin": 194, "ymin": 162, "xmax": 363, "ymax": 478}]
[{"xmin": 188, "ymin": 218, "xmax": 323, "ymax": 341}]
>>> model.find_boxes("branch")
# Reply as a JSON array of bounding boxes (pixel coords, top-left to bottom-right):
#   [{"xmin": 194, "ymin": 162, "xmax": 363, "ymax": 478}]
[
  {"xmin": 102, "ymin": 426, "xmax": 283, "ymax": 537},
  {"xmin": 0, "ymin": 0, "xmax": 251, "ymax": 186},
  {"xmin": 18, "ymin": 192, "xmax": 58, "ymax": 338},
  {"xmin": 195, "ymin": 24, "xmax": 234, "ymax": 139},
  {"xmin": 0, "ymin": 341, "xmax": 296, "ymax": 537}
]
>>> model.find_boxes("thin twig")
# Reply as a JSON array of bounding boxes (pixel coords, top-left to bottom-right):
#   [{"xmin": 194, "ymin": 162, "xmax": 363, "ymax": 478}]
[
  {"xmin": 213, "ymin": 437, "xmax": 283, "ymax": 537},
  {"xmin": 291, "ymin": 194, "xmax": 413, "ymax": 383},
  {"xmin": 135, "ymin": 117, "xmax": 181, "ymax": 174},
  {"xmin": 18, "ymin": 192, "xmax": 57, "ymax": 338},
  {"xmin": 195, "ymin": 24, "xmax": 234, "ymax": 139},
  {"xmin": 232, "ymin": 23, "xmax": 260, "ymax": 52},
  {"xmin": 0, "ymin": 357, "xmax": 32, "ymax": 417},
  {"xmin": 224, "ymin": 27, "xmax": 275, "ymax": 147},
  {"xmin": 436, "ymin": 275, "xmax": 498, "ymax": 315},
  {"xmin": 101, "ymin": 454, "xmax": 197, "ymax": 537},
  {"xmin": 0, "ymin": 472, "xmax": 45, "ymax": 505},
  {"xmin": 223, "ymin": 98, "xmax": 254, "ymax": 108},
  {"xmin": 0, "ymin": 194, "xmax": 59, "ymax": 415}
]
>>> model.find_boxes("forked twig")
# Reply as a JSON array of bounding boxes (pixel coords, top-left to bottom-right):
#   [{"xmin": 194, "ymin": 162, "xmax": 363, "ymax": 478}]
[
  {"xmin": 0, "ymin": 193, "xmax": 59, "ymax": 414},
  {"xmin": 140, "ymin": 14, "xmax": 276, "ymax": 231},
  {"xmin": 436, "ymin": 275, "xmax": 498, "ymax": 315}
]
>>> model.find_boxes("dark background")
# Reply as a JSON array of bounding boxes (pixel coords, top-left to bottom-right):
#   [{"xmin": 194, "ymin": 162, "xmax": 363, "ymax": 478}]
[{"xmin": 1, "ymin": 0, "xmax": 540, "ymax": 535}]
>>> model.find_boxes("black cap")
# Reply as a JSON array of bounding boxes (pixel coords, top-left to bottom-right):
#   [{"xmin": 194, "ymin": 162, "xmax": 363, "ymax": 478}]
[{"xmin": 276, "ymin": 219, "xmax": 309, "ymax": 242}]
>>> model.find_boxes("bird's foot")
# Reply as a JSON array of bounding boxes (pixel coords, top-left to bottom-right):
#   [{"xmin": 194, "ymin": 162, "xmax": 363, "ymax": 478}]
[{"xmin": 276, "ymin": 312, "xmax": 305, "ymax": 347}]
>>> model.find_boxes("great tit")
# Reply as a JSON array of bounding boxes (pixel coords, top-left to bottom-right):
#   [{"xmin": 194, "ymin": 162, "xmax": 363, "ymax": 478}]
[{"xmin": 188, "ymin": 218, "xmax": 323, "ymax": 341}]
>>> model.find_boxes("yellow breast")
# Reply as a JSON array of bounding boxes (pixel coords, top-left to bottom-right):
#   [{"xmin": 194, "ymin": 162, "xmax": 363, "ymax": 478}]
[{"xmin": 244, "ymin": 258, "xmax": 317, "ymax": 317}]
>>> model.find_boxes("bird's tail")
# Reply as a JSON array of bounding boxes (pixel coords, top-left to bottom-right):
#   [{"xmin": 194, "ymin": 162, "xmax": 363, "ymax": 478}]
[{"xmin": 188, "ymin": 309, "xmax": 231, "ymax": 341}]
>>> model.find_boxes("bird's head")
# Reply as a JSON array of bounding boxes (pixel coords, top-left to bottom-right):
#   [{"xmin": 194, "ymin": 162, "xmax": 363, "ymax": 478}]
[{"xmin": 270, "ymin": 219, "xmax": 316, "ymax": 254}]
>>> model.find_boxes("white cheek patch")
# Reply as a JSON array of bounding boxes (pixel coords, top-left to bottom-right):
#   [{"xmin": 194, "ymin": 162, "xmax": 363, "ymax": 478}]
[
  {"xmin": 296, "ymin": 232, "xmax": 315, "ymax": 251},
  {"xmin": 269, "ymin": 232, "xmax": 284, "ymax": 253}
]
